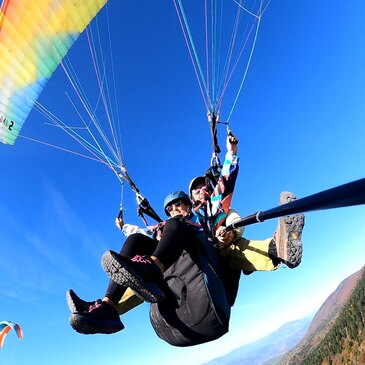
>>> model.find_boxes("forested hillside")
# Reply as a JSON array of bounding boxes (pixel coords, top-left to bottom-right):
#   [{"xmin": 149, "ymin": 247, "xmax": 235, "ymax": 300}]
[{"xmin": 288, "ymin": 266, "xmax": 365, "ymax": 365}]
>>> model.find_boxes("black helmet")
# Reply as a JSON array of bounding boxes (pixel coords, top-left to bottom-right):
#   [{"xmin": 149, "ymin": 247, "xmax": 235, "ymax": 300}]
[
  {"xmin": 189, "ymin": 176, "xmax": 207, "ymax": 197},
  {"xmin": 163, "ymin": 191, "xmax": 191, "ymax": 215}
]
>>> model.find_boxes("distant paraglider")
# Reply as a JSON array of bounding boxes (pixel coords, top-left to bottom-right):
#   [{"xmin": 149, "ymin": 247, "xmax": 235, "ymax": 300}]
[{"xmin": 0, "ymin": 321, "xmax": 23, "ymax": 348}]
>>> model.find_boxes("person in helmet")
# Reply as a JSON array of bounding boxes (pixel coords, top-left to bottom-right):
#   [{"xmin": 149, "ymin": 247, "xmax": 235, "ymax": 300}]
[
  {"xmin": 187, "ymin": 129, "xmax": 304, "ymax": 273},
  {"xmin": 189, "ymin": 176, "xmax": 304, "ymax": 272},
  {"xmin": 162, "ymin": 191, "xmax": 192, "ymax": 216},
  {"xmin": 115, "ymin": 191, "xmax": 193, "ymax": 242},
  {"xmin": 67, "ymin": 190, "xmax": 207, "ymax": 335}
]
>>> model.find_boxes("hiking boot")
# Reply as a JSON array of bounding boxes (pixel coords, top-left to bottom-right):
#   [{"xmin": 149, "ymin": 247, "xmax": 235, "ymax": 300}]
[
  {"xmin": 66, "ymin": 289, "xmax": 95, "ymax": 314},
  {"xmin": 273, "ymin": 192, "xmax": 305, "ymax": 268},
  {"xmin": 102, "ymin": 250, "xmax": 165, "ymax": 303},
  {"xmin": 69, "ymin": 300, "xmax": 124, "ymax": 335}
]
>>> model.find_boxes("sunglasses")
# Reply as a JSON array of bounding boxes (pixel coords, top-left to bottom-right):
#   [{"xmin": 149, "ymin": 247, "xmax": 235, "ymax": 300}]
[
  {"xmin": 192, "ymin": 185, "xmax": 207, "ymax": 195},
  {"xmin": 166, "ymin": 200, "xmax": 183, "ymax": 213}
]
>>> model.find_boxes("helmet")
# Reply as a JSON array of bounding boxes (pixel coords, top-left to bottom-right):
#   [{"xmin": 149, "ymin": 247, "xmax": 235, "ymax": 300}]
[
  {"xmin": 163, "ymin": 191, "xmax": 191, "ymax": 215},
  {"xmin": 188, "ymin": 176, "xmax": 206, "ymax": 196}
]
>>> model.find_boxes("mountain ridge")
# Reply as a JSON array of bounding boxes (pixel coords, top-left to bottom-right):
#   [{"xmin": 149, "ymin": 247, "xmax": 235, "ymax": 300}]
[
  {"xmin": 278, "ymin": 264, "xmax": 365, "ymax": 365},
  {"xmin": 202, "ymin": 264, "xmax": 365, "ymax": 365}
]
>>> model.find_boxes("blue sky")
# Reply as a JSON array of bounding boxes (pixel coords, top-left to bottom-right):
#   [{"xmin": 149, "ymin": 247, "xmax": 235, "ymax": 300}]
[{"xmin": 1, "ymin": 1, "xmax": 365, "ymax": 364}]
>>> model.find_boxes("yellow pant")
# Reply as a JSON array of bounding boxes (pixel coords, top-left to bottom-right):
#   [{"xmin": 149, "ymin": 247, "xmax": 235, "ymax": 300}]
[
  {"xmin": 219, "ymin": 237, "xmax": 280, "ymax": 271},
  {"xmin": 116, "ymin": 288, "xmax": 143, "ymax": 315}
]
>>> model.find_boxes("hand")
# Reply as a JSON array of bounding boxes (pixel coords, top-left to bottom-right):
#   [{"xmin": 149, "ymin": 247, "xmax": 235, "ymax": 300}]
[
  {"xmin": 215, "ymin": 225, "xmax": 235, "ymax": 247},
  {"xmin": 115, "ymin": 217, "xmax": 124, "ymax": 230},
  {"xmin": 226, "ymin": 130, "xmax": 238, "ymax": 155}
]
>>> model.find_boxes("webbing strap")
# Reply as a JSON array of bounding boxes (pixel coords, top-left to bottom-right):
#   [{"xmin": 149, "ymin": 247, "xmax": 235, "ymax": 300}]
[
  {"xmin": 208, "ymin": 112, "xmax": 221, "ymax": 157},
  {"xmin": 117, "ymin": 166, "xmax": 163, "ymax": 225},
  {"xmin": 136, "ymin": 195, "xmax": 163, "ymax": 224}
]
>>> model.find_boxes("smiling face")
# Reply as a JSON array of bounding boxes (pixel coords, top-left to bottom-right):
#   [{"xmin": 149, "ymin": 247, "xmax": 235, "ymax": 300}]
[
  {"xmin": 191, "ymin": 183, "xmax": 210, "ymax": 203},
  {"xmin": 165, "ymin": 199, "xmax": 191, "ymax": 218}
]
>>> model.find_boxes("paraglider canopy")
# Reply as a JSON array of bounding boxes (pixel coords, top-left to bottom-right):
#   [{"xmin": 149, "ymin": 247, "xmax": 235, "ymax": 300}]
[
  {"xmin": 0, "ymin": 0, "xmax": 109, "ymax": 146},
  {"xmin": 0, "ymin": 321, "xmax": 23, "ymax": 348}
]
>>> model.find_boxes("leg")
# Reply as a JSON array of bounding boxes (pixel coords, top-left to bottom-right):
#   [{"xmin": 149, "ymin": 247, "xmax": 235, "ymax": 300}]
[
  {"xmin": 102, "ymin": 218, "xmax": 192, "ymax": 303},
  {"xmin": 120, "ymin": 232, "xmax": 157, "ymax": 258},
  {"xmin": 117, "ymin": 288, "xmax": 143, "ymax": 314},
  {"xmin": 68, "ymin": 233, "xmax": 158, "ymax": 334},
  {"xmin": 219, "ymin": 237, "xmax": 280, "ymax": 271},
  {"xmin": 220, "ymin": 192, "xmax": 304, "ymax": 272},
  {"xmin": 105, "ymin": 276, "xmax": 143, "ymax": 314},
  {"xmin": 151, "ymin": 217, "xmax": 189, "ymax": 269}
]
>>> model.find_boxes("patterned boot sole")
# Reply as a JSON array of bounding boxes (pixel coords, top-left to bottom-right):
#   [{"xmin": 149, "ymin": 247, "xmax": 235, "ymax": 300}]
[
  {"xmin": 69, "ymin": 313, "xmax": 124, "ymax": 335},
  {"xmin": 278, "ymin": 213, "xmax": 305, "ymax": 268},
  {"xmin": 102, "ymin": 251, "xmax": 165, "ymax": 303}
]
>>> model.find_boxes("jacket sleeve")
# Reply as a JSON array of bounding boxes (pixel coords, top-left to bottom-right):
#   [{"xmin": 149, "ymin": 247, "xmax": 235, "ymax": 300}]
[
  {"xmin": 121, "ymin": 224, "xmax": 155, "ymax": 238},
  {"xmin": 226, "ymin": 208, "xmax": 244, "ymax": 238},
  {"xmin": 211, "ymin": 151, "xmax": 239, "ymax": 215}
]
